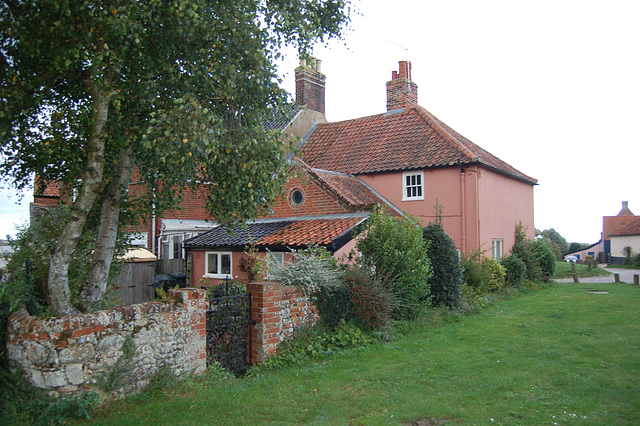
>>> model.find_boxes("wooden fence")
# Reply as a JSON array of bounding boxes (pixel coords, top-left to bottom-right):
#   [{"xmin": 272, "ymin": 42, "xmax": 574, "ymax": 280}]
[{"xmin": 110, "ymin": 261, "xmax": 156, "ymax": 306}]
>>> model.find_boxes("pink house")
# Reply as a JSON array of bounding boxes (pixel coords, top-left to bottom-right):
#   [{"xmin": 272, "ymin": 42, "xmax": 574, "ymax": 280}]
[
  {"xmin": 300, "ymin": 61, "xmax": 536, "ymax": 255},
  {"xmin": 186, "ymin": 60, "xmax": 537, "ymax": 285}
]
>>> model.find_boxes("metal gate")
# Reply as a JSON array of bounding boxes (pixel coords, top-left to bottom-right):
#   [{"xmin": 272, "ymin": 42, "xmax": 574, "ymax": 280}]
[{"xmin": 206, "ymin": 279, "xmax": 252, "ymax": 376}]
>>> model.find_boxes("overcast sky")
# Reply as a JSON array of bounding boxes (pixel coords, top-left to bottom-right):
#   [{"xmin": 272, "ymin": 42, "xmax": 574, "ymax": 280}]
[{"xmin": 2, "ymin": 0, "xmax": 638, "ymax": 245}]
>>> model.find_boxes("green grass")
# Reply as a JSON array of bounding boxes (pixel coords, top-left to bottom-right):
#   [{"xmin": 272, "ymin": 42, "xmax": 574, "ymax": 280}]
[
  {"xmin": 82, "ymin": 283, "xmax": 640, "ymax": 425},
  {"xmin": 552, "ymin": 261, "xmax": 611, "ymax": 279}
]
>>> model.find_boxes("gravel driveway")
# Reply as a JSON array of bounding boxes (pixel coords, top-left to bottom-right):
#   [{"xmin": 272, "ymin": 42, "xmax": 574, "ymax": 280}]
[{"xmin": 555, "ymin": 264, "xmax": 640, "ymax": 284}]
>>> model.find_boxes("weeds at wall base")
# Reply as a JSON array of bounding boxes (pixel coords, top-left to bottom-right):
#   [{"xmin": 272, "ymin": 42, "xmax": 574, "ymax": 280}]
[{"xmin": 0, "ymin": 366, "xmax": 100, "ymax": 425}]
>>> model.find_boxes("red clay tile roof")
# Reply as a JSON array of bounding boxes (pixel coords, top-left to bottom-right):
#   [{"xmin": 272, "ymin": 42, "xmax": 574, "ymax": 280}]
[
  {"xmin": 608, "ymin": 217, "xmax": 640, "ymax": 237},
  {"xmin": 603, "ymin": 215, "xmax": 639, "ymax": 240},
  {"xmin": 300, "ymin": 106, "xmax": 537, "ymax": 184},
  {"xmin": 307, "ymin": 167, "xmax": 383, "ymax": 207},
  {"xmin": 258, "ymin": 217, "xmax": 362, "ymax": 247}
]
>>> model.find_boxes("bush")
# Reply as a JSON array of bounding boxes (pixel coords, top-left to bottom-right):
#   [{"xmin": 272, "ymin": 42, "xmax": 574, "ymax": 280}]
[
  {"xmin": 501, "ymin": 254, "xmax": 526, "ymax": 287},
  {"xmin": 342, "ymin": 267, "xmax": 396, "ymax": 330},
  {"xmin": 356, "ymin": 206, "xmax": 432, "ymax": 319},
  {"xmin": 461, "ymin": 249, "xmax": 484, "ymax": 289},
  {"xmin": 268, "ymin": 244, "xmax": 340, "ymax": 292},
  {"xmin": 530, "ymin": 239, "xmax": 556, "ymax": 280},
  {"xmin": 480, "ymin": 258, "xmax": 506, "ymax": 293},
  {"xmin": 511, "ymin": 222, "xmax": 542, "ymax": 281},
  {"xmin": 423, "ymin": 223, "xmax": 463, "ymax": 307},
  {"xmin": 312, "ymin": 284, "xmax": 353, "ymax": 331}
]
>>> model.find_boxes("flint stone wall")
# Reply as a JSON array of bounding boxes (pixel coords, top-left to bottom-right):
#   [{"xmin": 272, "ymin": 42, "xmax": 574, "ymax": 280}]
[
  {"xmin": 5, "ymin": 288, "xmax": 206, "ymax": 398},
  {"xmin": 248, "ymin": 282, "xmax": 317, "ymax": 363}
]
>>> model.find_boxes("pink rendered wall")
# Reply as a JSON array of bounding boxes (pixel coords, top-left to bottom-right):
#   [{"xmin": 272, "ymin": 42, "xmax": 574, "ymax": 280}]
[
  {"xmin": 358, "ymin": 167, "xmax": 478, "ymax": 251},
  {"xmin": 358, "ymin": 165, "xmax": 534, "ymax": 255},
  {"xmin": 477, "ymin": 168, "xmax": 535, "ymax": 255}
]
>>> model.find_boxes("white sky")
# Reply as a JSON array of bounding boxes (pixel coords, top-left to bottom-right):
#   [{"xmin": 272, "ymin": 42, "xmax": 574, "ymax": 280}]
[{"xmin": 1, "ymin": 0, "xmax": 638, "ymax": 244}]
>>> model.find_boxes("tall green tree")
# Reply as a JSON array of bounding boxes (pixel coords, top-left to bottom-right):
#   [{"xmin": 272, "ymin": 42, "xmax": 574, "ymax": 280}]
[
  {"xmin": 0, "ymin": 0, "xmax": 351, "ymax": 315},
  {"xmin": 535, "ymin": 228, "xmax": 569, "ymax": 259}
]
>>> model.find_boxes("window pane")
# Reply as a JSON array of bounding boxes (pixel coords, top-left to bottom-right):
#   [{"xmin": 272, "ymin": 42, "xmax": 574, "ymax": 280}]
[
  {"xmin": 221, "ymin": 254, "xmax": 231, "ymax": 275},
  {"xmin": 416, "ymin": 186, "xmax": 422, "ymax": 197},
  {"xmin": 207, "ymin": 253, "xmax": 218, "ymax": 275},
  {"xmin": 173, "ymin": 235, "xmax": 184, "ymax": 259}
]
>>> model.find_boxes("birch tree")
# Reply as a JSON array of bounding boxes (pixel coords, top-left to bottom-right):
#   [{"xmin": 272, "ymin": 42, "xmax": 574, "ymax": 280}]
[{"xmin": 0, "ymin": 0, "xmax": 351, "ymax": 315}]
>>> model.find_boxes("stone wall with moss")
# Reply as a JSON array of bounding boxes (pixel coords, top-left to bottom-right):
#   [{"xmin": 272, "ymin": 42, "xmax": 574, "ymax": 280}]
[{"xmin": 5, "ymin": 288, "xmax": 206, "ymax": 398}]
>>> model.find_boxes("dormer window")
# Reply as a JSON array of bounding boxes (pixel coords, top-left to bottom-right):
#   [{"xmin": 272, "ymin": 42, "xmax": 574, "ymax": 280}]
[{"xmin": 402, "ymin": 171, "xmax": 424, "ymax": 201}]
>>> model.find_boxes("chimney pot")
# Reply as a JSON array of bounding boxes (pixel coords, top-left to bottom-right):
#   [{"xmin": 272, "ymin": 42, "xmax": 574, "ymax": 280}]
[
  {"xmin": 386, "ymin": 60, "xmax": 418, "ymax": 111},
  {"xmin": 295, "ymin": 56, "xmax": 326, "ymax": 114}
]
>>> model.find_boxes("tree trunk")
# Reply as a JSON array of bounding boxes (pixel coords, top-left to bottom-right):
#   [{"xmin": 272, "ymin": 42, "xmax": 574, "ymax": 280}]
[
  {"xmin": 47, "ymin": 74, "xmax": 114, "ymax": 316},
  {"xmin": 82, "ymin": 143, "xmax": 136, "ymax": 306}
]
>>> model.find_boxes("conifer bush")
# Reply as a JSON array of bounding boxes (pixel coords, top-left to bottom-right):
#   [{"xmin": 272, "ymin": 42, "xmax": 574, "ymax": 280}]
[
  {"xmin": 501, "ymin": 254, "xmax": 527, "ymax": 287},
  {"xmin": 480, "ymin": 258, "xmax": 507, "ymax": 292},
  {"xmin": 530, "ymin": 239, "xmax": 556, "ymax": 280},
  {"xmin": 422, "ymin": 223, "xmax": 463, "ymax": 307},
  {"xmin": 511, "ymin": 222, "xmax": 542, "ymax": 281}
]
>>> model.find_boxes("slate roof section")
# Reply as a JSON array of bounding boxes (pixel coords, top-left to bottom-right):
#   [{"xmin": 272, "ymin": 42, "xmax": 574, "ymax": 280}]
[
  {"xmin": 609, "ymin": 217, "xmax": 640, "ymax": 237},
  {"xmin": 184, "ymin": 215, "xmax": 367, "ymax": 251},
  {"xmin": 184, "ymin": 221, "xmax": 291, "ymax": 248},
  {"xmin": 262, "ymin": 103, "xmax": 302, "ymax": 132},
  {"xmin": 300, "ymin": 106, "xmax": 537, "ymax": 185}
]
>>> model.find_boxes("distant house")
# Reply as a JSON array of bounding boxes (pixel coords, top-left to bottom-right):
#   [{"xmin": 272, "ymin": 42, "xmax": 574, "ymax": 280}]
[
  {"xmin": 608, "ymin": 216, "xmax": 640, "ymax": 264},
  {"xmin": 563, "ymin": 241, "xmax": 601, "ymax": 263},
  {"xmin": 185, "ymin": 60, "xmax": 537, "ymax": 284},
  {"xmin": 602, "ymin": 201, "xmax": 637, "ymax": 263}
]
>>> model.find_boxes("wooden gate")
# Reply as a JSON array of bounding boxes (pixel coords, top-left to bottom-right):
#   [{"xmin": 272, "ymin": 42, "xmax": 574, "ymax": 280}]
[{"xmin": 110, "ymin": 262, "xmax": 156, "ymax": 306}]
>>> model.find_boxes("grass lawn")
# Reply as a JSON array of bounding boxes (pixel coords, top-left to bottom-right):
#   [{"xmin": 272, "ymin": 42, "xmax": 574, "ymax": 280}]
[
  {"xmin": 84, "ymin": 283, "xmax": 640, "ymax": 425},
  {"xmin": 552, "ymin": 261, "xmax": 611, "ymax": 279}
]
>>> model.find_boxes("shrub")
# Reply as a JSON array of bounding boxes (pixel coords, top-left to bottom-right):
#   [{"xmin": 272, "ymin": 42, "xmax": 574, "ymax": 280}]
[
  {"xmin": 501, "ymin": 254, "xmax": 526, "ymax": 287},
  {"xmin": 530, "ymin": 239, "xmax": 556, "ymax": 280},
  {"xmin": 268, "ymin": 244, "xmax": 340, "ymax": 292},
  {"xmin": 480, "ymin": 257, "xmax": 506, "ymax": 293},
  {"xmin": 461, "ymin": 249, "xmax": 484, "ymax": 289},
  {"xmin": 422, "ymin": 223, "xmax": 463, "ymax": 307},
  {"xmin": 356, "ymin": 206, "xmax": 432, "ymax": 319},
  {"xmin": 342, "ymin": 266, "xmax": 396, "ymax": 330},
  {"xmin": 312, "ymin": 284, "xmax": 353, "ymax": 331},
  {"xmin": 511, "ymin": 222, "xmax": 542, "ymax": 281}
]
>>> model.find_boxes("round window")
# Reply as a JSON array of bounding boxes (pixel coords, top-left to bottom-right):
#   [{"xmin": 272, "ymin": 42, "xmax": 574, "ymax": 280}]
[{"xmin": 290, "ymin": 189, "xmax": 304, "ymax": 206}]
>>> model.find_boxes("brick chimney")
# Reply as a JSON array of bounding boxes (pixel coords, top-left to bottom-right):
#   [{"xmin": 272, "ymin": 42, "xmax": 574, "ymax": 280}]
[
  {"xmin": 386, "ymin": 61, "xmax": 418, "ymax": 111},
  {"xmin": 617, "ymin": 201, "xmax": 634, "ymax": 216},
  {"xmin": 295, "ymin": 58, "xmax": 325, "ymax": 114}
]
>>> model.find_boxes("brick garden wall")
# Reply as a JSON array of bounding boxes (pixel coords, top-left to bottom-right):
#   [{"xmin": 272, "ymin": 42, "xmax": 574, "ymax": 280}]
[
  {"xmin": 5, "ymin": 288, "xmax": 206, "ymax": 399},
  {"xmin": 5, "ymin": 284, "xmax": 315, "ymax": 398},
  {"xmin": 248, "ymin": 281, "xmax": 317, "ymax": 363}
]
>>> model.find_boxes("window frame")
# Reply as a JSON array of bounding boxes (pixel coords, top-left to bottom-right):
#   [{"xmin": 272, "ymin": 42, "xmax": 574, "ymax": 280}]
[
  {"xmin": 265, "ymin": 252, "xmax": 285, "ymax": 278},
  {"xmin": 204, "ymin": 251, "xmax": 233, "ymax": 279},
  {"xmin": 402, "ymin": 171, "xmax": 425, "ymax": 201},
  {"xmin": 492, "ymin": 238, "xmax": 503, "ymax": 260}
]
